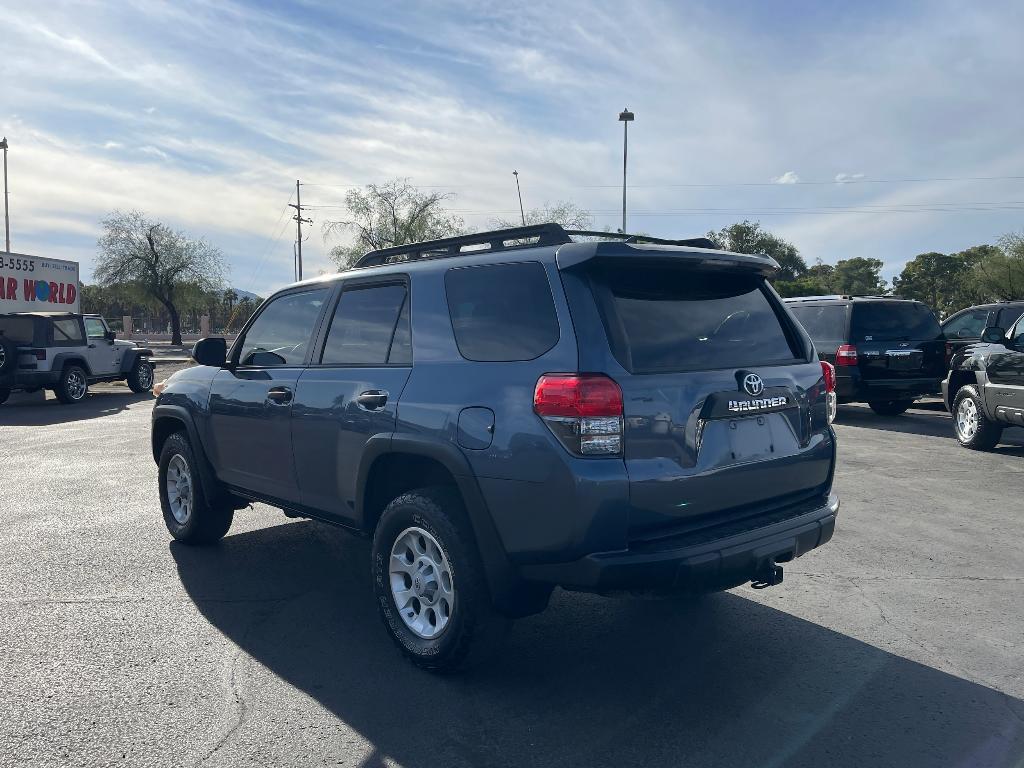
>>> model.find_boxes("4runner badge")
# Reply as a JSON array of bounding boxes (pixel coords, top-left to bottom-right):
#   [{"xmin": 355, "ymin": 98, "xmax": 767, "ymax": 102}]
[{"xmin": 728, "ymin": 395, "xmax": 788, "ymax": 414}]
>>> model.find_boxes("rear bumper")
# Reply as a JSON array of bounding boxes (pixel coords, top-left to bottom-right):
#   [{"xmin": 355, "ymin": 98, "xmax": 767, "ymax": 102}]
[
  {"xmin": 837, "ymin": 373, "xmax": 942, "ymax": 402},
  {"xmin": 4, "ymin": 370, "xmax": 60, "ymax": 389},
  {"xmin": 520, "ymin": 494, "xmax": 839, "ymax": 592}
]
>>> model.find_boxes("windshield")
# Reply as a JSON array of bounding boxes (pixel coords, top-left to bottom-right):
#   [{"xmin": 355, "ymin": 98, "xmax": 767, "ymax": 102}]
[
  {"xmin": 788, "ymin": 304, "xmax": 848, "ymax": 345},
  {"xmin": 850, "ymin": 302, "xmax": 941, "ymax": 342}
]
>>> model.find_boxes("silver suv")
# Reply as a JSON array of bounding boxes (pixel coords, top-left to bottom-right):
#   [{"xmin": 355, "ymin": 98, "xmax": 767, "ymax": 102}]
[{"xmin": 0, "ymin": 312, "xmax": 154, "ymax": 405}]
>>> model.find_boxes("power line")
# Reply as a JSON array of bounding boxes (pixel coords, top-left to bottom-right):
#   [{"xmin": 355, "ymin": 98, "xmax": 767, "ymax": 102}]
[{"xmin": 300, "ymin": 174, "xmax": 1024, "ymax": 191}]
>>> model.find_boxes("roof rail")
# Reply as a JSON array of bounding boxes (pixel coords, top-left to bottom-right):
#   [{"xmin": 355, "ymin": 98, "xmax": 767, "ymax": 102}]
[
  {"xmin": 354, "ymin": 224, "xmax": 571, "ymax": 268},
  {"xmin": 353, "ymin": 223, "xmax": 721, "ymax": 268}
]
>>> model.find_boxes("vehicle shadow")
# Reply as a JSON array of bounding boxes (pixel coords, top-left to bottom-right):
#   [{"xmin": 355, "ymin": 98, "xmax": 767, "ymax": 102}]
[
  {"xmin": 171, "ymin": 521, "xmax": 1024, "ymax": 768},
  {"xmin": 0, "ymin": 388, "xmax": 152, "ymax": 426},
  {"xmin": 836, "ymin": 404, "xmax": 1024, "ymax": 452}
]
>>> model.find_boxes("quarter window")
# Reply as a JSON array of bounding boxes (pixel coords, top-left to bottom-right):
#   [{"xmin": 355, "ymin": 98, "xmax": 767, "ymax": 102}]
[
  {"xmin": 320, "ymin": 284, "xmax": 410, "ymax": 366},
  {"xmin": 445, "ymin": 262, "xmax": 559, "ymax": 362},
  {"xmin": 237, "ymin": 288, "xmax": 330, "ymax": 366},
  {"xmin": 54, "ymin": 318, "xmax": 86, "ymax": 345}
]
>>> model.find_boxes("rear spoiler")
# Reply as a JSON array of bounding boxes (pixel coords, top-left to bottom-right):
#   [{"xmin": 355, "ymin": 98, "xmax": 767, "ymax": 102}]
[{"xmin": 554, "ymin": 241, "xmax": 780, "ymax": 276}]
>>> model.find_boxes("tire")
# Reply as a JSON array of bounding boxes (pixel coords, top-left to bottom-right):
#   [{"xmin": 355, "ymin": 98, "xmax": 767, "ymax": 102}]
[
  {"xmin": 126, "ymin": 358, "xmax": 154, "ymax": 393},
  {"xmin": 372, "ymin": 486, "xmax": 509, "ymax": 672},
  {"xmin": 54, "ymin": 365, "xmax": 89, "ymax": 404},
  {"xmin": 158, "ymin": 431, "xmax": 233, "ymax": 544},
  {"xmin": 868, "ymin": 399, "xmax": 914, "ymax": 416},
  {"xmin": 0, "ymin": 336, "xmax": 16, "ymax": 377},
  {"xmin": 0, "ymin": 388, "xmax": 9, "ymax": 405},
  {"xmin": 953, "ymin": 385, "xmax": 1003, "ymax": 451}
]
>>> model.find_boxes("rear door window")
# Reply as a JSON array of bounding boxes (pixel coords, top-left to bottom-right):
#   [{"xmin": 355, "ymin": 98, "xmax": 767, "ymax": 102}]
[
  {"xmin": 320, "ymin": 283, "xmax": 410, "ymax": 366},
  {"xmin": 850, "ymin": 302, "xmax": 941, "ymax": 342},
  {"xmin": 590, "ymin": 264, "xmax": 800, "ymax": 373},
  {"xmin": 445, "ymin": 262, "xmax": 559, "ymax": 361},
  {"xmin": 53, "ymin": 318, "xmax": 85, "ymax": 345},
  {"xmin": 996, "ymin": 306, "xmax": 1024, "ymax": 331},
  {"xmin": 788, "ymin": 304, "xmax": 849, "ymax": 345}
]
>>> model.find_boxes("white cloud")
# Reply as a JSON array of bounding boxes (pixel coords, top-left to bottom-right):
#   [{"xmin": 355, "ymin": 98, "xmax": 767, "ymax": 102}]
[
  {"xmin": 102, "ymin": 141, "xmax": 122, "ymax": 150},
  {"xmin": 835, "ymin": 173, "xmax": 866, "ymax": 183},
  {"xmin": 772, "ymin": 171, "xmax": 801, "ymax": 185}
]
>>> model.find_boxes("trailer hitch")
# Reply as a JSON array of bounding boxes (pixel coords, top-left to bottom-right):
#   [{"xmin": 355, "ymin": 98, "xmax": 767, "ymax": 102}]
[{"xmin": 751, "ymin": 562, "xmax": 784, "ymax": 590}]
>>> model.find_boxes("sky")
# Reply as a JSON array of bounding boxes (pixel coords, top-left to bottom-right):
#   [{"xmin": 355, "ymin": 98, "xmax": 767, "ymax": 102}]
[{"xmin": 2, "ymin": 0, "xmax": 1024, "ymax": 297}]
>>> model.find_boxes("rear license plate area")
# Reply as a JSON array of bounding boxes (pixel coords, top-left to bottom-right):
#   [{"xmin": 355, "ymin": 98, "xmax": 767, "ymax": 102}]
[
  {"xmin": 729, "ymin": 416, "xmax": 774, "ymax": 462},
  {"xmin": 886, "ymin": 351, "xmax": 921, "ymax": 371}
]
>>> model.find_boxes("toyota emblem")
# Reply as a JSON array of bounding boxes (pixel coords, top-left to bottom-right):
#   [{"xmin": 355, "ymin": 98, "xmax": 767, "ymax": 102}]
[{"xmin": 743, "ymin": 373, "xmax": 765, "ymax": 396}]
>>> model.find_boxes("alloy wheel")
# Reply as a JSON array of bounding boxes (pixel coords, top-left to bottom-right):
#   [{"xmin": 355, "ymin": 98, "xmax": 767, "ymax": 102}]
[
  {"xmin": 956, "ymin": 397, "xmax": 978, "ymax": 441},
  {"xmin": 66, "ymin": 370, "xmax": 87, "ymax": 400},
  {"xmin": 389, "ymin": 526, "xmax": 455, "ymax": 639},
  {"xmin": 166, "ymin": 454, "xmax": 193, "ymax": 524}
]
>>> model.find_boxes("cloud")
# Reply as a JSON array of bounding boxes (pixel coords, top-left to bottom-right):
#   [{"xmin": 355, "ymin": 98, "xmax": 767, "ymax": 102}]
[
  {"xmin": 138, "ymin": 145, "xmax": 169, "ymax": 160},
  {"xmin": 772, "ymin": 171, "xmax": 801, "ymax": 185},
  {"xmin": 835, "ymin": 173, "xmax": 866, "ymax": 183},
  {"xmin": 102, "ymin": 141, "xmax": 122, "ymax": 150}
]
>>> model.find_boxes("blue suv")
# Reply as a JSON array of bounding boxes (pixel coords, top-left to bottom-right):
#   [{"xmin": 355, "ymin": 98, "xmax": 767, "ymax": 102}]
[{"xmin": 151, "ymin": 224, "xmax": 840, "ymax": 670}]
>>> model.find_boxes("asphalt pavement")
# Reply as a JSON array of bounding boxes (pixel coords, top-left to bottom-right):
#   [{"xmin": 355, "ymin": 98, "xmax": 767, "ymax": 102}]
[{"xmin": 1, "ymin": 385, "xmax": 1022, "ymax": 767}]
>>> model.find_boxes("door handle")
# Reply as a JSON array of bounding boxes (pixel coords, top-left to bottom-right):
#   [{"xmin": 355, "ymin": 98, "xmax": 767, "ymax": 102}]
[
  {"xmin": 356, "ymin": 390, "xmax": 389, "ymax": 410},
  {"xmin": 267, "ymin": 386, "xmax": 293, "ymax": 405}
]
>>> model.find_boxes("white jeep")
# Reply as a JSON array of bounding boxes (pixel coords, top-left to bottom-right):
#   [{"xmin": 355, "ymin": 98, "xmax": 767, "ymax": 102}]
[{"xmin": 0, "ymin": 312, "xmax": 154, "ymax": 405}]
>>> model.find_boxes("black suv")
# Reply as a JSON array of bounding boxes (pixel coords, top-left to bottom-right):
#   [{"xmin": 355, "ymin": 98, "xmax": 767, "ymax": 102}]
[
  {"xmin": 784, "ymin": 295, "xmax": 946, "ymax": 415},
  {"xmin": 941, "ymin": 301, "xmax": 1024, "ymax": 361},
  {"xmin": 152, "ymin": 224, "xmax": 839, "ymax": 670},
  {"xmin": 943, "ymin": 316, "xmax": 1024, "ymax": 450}
]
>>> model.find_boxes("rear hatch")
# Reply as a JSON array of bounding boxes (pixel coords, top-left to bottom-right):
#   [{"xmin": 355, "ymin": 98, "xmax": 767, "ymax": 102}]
[
  {"xmin": 558, "ymin": 246, "xmax": 834, "ymax": 541},
  {"xmin": 848, "ymin": 301, "xmax": 945, "ymax": 381}
]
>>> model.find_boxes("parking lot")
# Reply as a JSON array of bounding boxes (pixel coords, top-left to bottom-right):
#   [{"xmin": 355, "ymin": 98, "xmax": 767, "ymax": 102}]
[{"xmin": 1, "ymin": 385, "xmax": 1022, "ymax": 768}]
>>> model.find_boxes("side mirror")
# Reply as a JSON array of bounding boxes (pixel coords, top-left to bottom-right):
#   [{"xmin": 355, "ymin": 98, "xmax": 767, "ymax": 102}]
[
  {"xmin": 980, "ymin": 326, "xmax": 1006, "ymax": 344},
  {"xmin": 104, "ymin": 330, "xmax": 117, "ymax": 342},
  {"xmin": 192, "ymin": 337, "xmax": 228, "ymax": 367}
]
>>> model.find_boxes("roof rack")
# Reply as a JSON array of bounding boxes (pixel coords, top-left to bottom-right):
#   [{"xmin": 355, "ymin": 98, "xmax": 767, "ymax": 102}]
[{"xmin": 353, "ymin": 223, "xmax": 719, "ymax": 268}]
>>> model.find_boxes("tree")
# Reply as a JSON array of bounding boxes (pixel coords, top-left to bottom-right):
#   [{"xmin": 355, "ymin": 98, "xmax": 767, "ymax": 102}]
[
  {"xmin": 968, "ymin": 236, "xmax": 1024, "ymax": 302},
  {"xmin": 892, "ymin": 252, "xmax": 970, "ymax": 315},
  {"xmin": 707, "ymin": 220, "xmax": 807, "ymax": 282},
  {"xmin": 833, "ymin": 257, "xmax": 887, "ymax": 295},
  {"xmin": 95, "ymin": 211, "xmax": 226, "ymax": 345},
  {"xmin": 322, "ymin": 179, "xmax": 465, "ymax": 269},
  {"xmin": 492, "ymin": 201, "xmax": 593, "ymax": 230}
]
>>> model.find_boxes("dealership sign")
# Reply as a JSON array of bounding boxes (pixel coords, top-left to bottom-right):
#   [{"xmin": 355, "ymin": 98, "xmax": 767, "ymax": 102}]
[{"xmin": 0, "ymin": 252, "xmax": 80, "ymax": 313}]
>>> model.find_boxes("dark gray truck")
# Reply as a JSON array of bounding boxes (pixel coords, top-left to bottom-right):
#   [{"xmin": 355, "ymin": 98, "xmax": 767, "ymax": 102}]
[{"xmin": 151, "ymin": 224, "xmax": 840, "ymax": 670}]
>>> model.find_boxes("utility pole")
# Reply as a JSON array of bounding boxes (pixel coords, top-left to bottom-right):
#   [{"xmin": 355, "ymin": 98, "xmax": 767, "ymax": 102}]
[
  {"xmin": 288, "ymin": 179, "xmax": 312, "ymax": 281},
  {"xmin": 1, "ymin": 137, "xmax": 9, "ymax": 252},
  {"xmin": 513, "ymin": 170, "xmax": 526, "ymax": 226},
  {"xmin": 618, "ymin": 109, "xmax": 634, "ymax": 233}
]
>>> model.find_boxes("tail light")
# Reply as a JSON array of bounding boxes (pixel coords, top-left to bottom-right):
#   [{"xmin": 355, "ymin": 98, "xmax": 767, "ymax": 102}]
[
  {"xmin": 821, "ymin": 360, "xmax": 837, "ymax": 424},
  {"xmin": 534, "ymin": 373, "xmax": 623, "ymax": 456},
  {"xmin": 31, "ymin": 349, "xmax": 46, "ymax": 360},
  {"xmin": 835, "ymin": 344, "xmax": 858, "ymax": 366}
]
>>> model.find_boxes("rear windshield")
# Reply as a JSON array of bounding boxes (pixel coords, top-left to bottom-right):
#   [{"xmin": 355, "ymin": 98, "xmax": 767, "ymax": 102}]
[
  {"xmin": 0, "ymin": 316, "xmax": 35, "ymax": 344},
  {"xmin": 590, "ymin": 264, "xmax": 801, "ymax": 373},
  {"xmin": 788, "ymin": 304, "xmax": 848, "ymax": 344},
  {"xmin": 850, "ymin": 302, "xmax": 941, "ymax": 342}
]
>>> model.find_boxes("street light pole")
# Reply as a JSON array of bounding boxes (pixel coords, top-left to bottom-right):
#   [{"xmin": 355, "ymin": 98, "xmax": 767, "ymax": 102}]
[
  {"xmin": 513, "ymin": 170, "xmax": 526, "ymax": 226},
  {"xmin": 618, "ymin": 109, "xmax": 634, "ymax": 233},
  {"xmin": 1, "ymin": 137, "xmax": 9, "ymax": 253}
]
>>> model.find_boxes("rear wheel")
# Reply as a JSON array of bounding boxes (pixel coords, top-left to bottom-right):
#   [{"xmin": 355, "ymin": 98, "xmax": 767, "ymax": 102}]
[
  {"xmin": 127, "ymin": 358, "xmax": 154, "ymax": 393},
  {"xmin": 953, "ymin": 385, "xmax": 1002, "ymax": 450},
  {"xmin": 868, "ymin": 399, "xmax": 913, "ymax": 416},
  {"xmin": 54, "ymin": 365, "xmax": 89, "ymax": 404},
  {"xmin": 158, "ymin": 431, "xmax": 233, "ymax": 543},
  {"xmin": 372, "ymin": 486, "xmax": 508, "ymax": 672}
]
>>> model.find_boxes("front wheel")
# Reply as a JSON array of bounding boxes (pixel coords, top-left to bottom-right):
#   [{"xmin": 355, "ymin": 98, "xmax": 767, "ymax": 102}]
[
  {"xmin": 127, "ymin": 358, "xmax": 154, "ymax": 393},
  {"xmin": 158, "ymin": 431, "xmax": 233, "ymax": 543},
  {"xmin": 868, "ymin": 399, "xmax": 913, "ymax": 416},
  {"xmin": 372, "ymin": 487, "xmax": 509, "ymax": 672},
  {"xmin": 54, "ymin": 365, "xmax": 89, "ymax": 404},
  {"xmin": 953, "ymin": 385, "xmax": 1003, "ymax": 450}
]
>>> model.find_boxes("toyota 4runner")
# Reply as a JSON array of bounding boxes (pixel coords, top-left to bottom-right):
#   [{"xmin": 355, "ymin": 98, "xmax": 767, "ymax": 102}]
[
  {"xmin": 151, "ymin": 224, "xmax": 840, "ymax": 671},
  {"xmin": 0, "ymin": 312, "xmax": 154, "ymax": 405}
]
